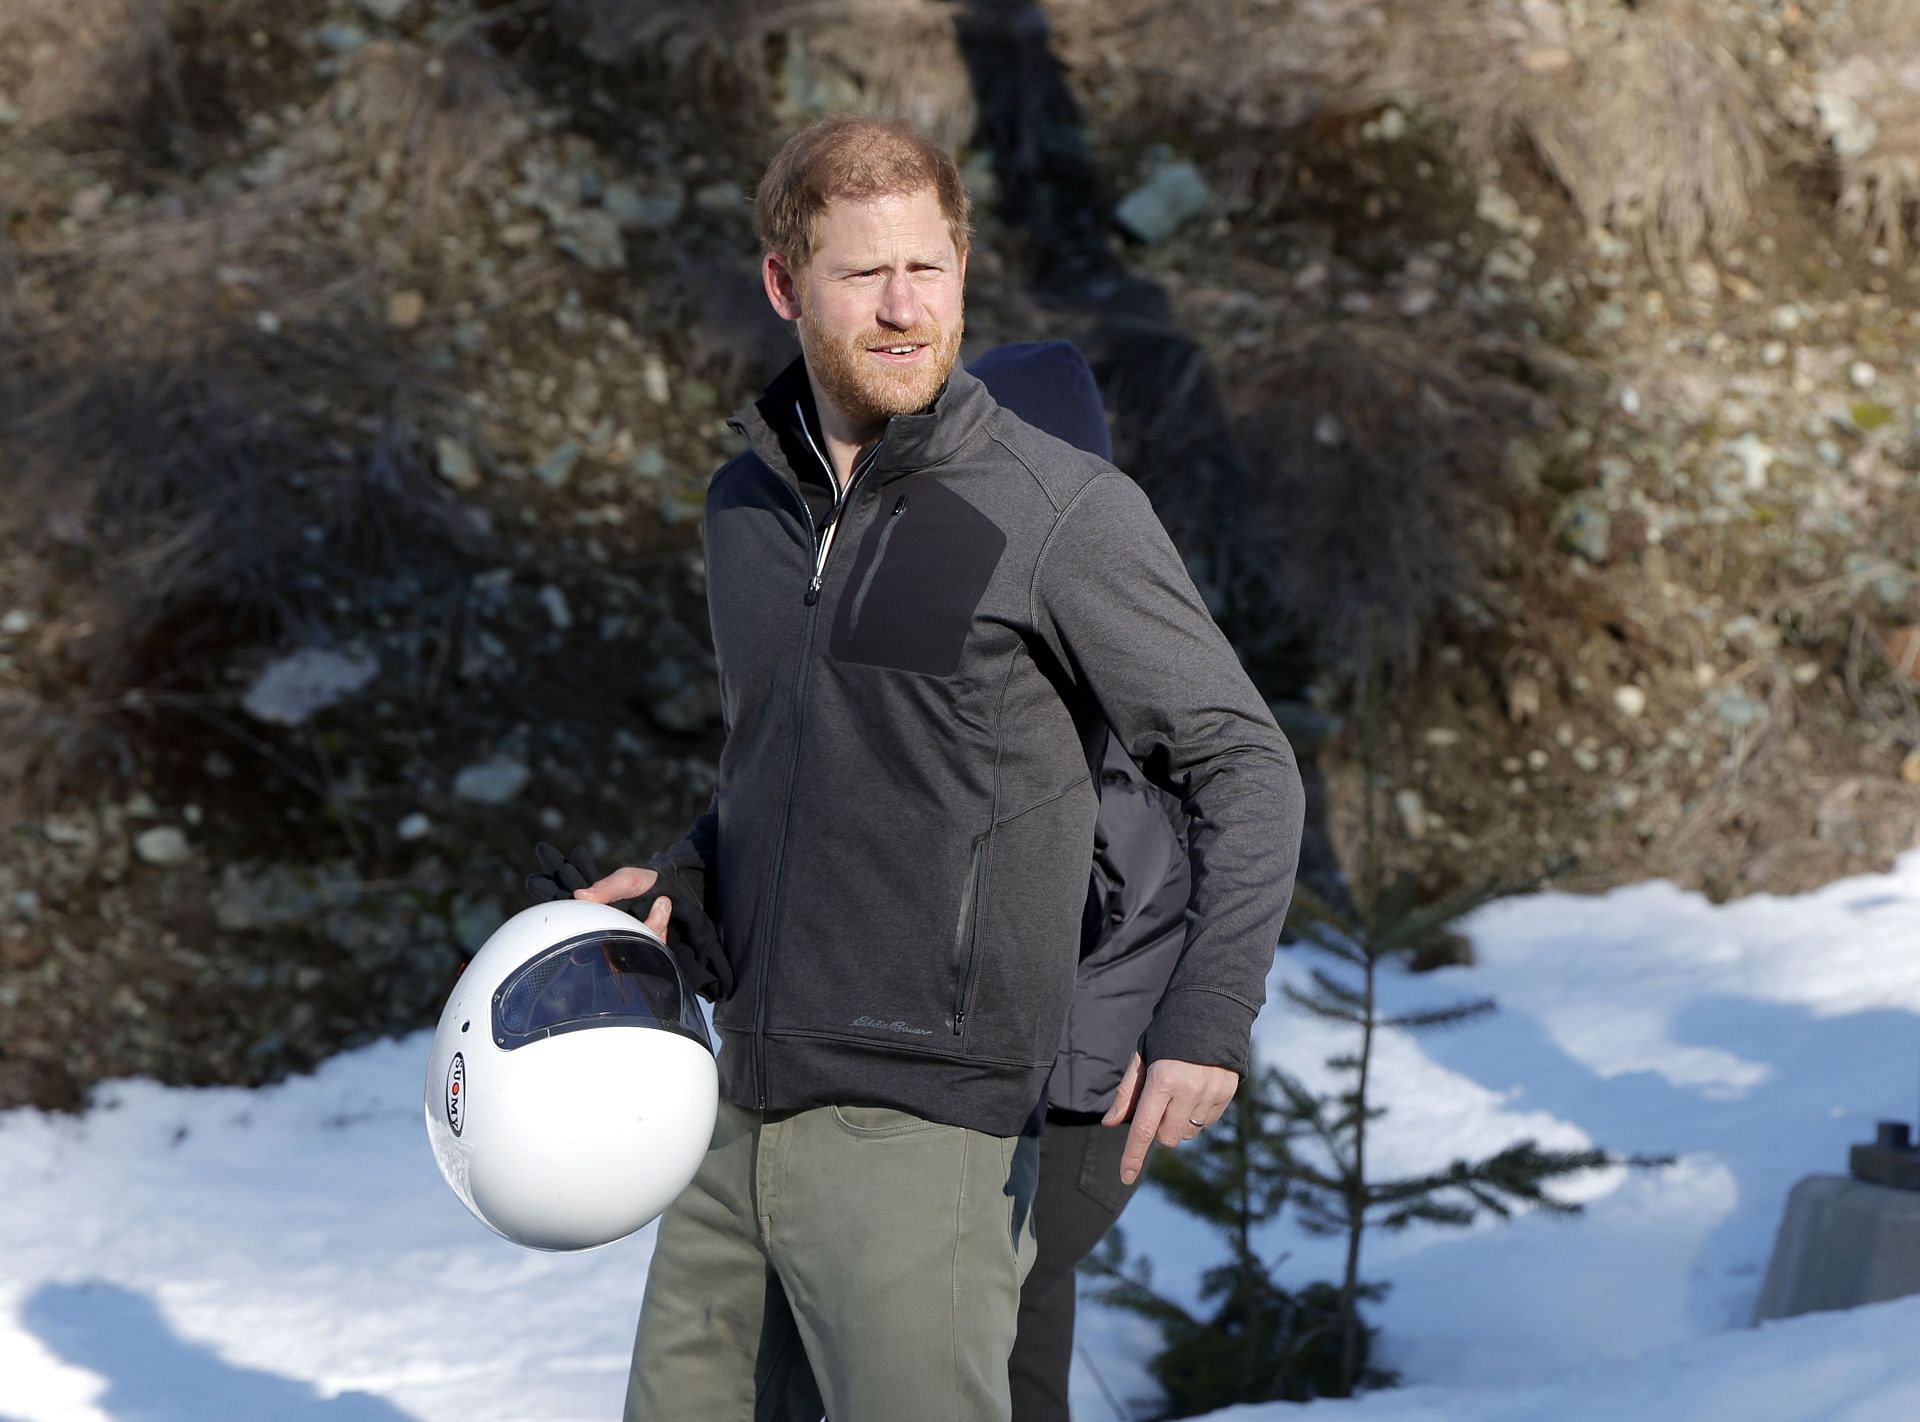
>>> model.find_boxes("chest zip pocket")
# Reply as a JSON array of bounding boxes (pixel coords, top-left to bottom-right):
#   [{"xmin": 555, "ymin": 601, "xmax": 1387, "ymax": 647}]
[
  {"xmin": 846, "ymin": 493, "xmax": 907, "ymax": 634},
  {"xmin": 951, "ymin": 831, "xmax": 988, "ymax": 1035}
]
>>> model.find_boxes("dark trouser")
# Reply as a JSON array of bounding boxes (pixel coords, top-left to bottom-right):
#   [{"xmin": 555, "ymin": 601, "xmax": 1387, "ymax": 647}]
[{"xmin": 1007, "ymin": 1114, "xmax": 1148, "ymax": 1422}]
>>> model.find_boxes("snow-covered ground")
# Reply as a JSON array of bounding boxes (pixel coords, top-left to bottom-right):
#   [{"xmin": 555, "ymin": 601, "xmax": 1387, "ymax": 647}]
[{"xmin": 5, "ymin": 848, "xmax": 1920, "ymax": 1421}]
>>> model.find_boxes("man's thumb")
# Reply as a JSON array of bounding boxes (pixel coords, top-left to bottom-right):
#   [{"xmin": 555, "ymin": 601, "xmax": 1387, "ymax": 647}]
[{"xmin": 645, "ymin": 895, "xmax": 673, "ymax": 942}]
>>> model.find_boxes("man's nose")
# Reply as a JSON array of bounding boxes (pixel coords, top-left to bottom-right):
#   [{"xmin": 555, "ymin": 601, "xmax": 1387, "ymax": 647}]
[{"xmin": 877, "ymin": 271, "xmax": 922, "ymax": 329}]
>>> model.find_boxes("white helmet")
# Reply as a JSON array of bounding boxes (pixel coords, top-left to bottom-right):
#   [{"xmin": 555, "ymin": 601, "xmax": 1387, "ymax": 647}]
[{"xmin": 424, "ymin": 898, "xmax": 718, "ymax": 1251}]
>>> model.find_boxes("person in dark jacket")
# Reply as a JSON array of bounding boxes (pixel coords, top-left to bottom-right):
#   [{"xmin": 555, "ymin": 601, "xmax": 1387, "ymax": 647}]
[
  {"xmin": 968, "ymin": 342, "xmax": 1194, "ymax": 1422},
  {"xmin": 535, "ymin": 341, "xmax": 1196, "ymax": 1422},
  {"xmin": 531, "ymin": 114, "xmax": 1304, "ymax": 1422}
]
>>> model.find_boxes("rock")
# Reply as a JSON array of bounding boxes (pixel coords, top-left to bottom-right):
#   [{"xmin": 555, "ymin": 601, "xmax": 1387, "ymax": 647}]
[
  {"xmin": 214, "ymin": 861, "xmax": 361, "ymax": 932},
  {"xmin": 1553, "ymin": 494, "xmax": 1612, "ymax": 563},
  {"xmin": 602, "ymin": 180, "xmax": 685, "ymax": 230},
  {"xmin": 1506, "ymin": 673, "xmax": 1542, "ymax": 725},
  {"xmin": 1394, "ymin": 787, "xmax": 1428, "ymax": 840},
  {"xmin": 1728, "ymin": 434, "xmax": 1777, "ymax": 490},
  {"xmin": 134, "ymin": 827, "xmax": 192, "ymax": 867},
  {"xmin": 125, "ymin": 792, "xmax": 158, "ymax": 820},
  {"xmin": 1, "ymin": 608, "xmax": 33, "ymax": 635},
  {"xmin": 242, "ymin": 648, "xmax": 379, "ymax": 727},
  {"xmin": 1903, "ymin": 749, "xmax": 1920, "ymax": 786},
  {"xmin": 538, "ymin": 584, "xmax": 572, "ymax": 630},
  {"xmin": 1761, "ymin": 340, "xmax": 1788, "ymax": 368},
  {"xmin": 1423, "ymin": 727, "xmax": 1461, "ymax": 748},
  {"xmin": 454, "ymin": 756, "xmax": 530, "ymax": 805},
  {"xmin": 649, "ymin": 678, "xmax": 723, "ymax": 735},
  {"xmin": 397, "ymin": 812, "xmax": 432, "ymax": 842},
  {"xmin": 356, "ymin": 0, "xmax": 416, "ymax": 22},
  {"xmin": 1711, "ymin": 689, "xmax": 1768, "ymax": 730},
  {"xmin": 641, "ymin": 353, "xmax": 671, "ymax": 406},
  {"xmin": 1847, "ymin": 554, "xmax": 1910, "ymax": 611},
  {"xmin": 554, "ymin": 211, "xmax": 626, "ymax": 272},
  {"xmin": 70, "ymin": 184, "xmax": 112, "ymax": 223},
  {"xmin": 454, "ymin": 897, "xmax": 506, "ymax": 953},
  {"xmin": 1816, "ymin": 89, "xmax": 1879, "ymax": 159},
  {"xmin": 1114, "ymin": 162, "xmax": 1212, "ymax": 244},
  {"xmin": 386, "ymin": 289, "xmax": 426, "ymax": 329},
  {"xmin": 1613, "ymin": 685, "xmax": 1647, "ymax": 719},
  {"xmin": 535, "ymin": 440, "xmax": 581, "ymax": 490},
  {"xmin": 1880, "ymin": 625, "xmax": 1920, "ymax": 679},
  {"xmin": 1850, "ymin": 361, "xmax": 1878, "ymax": 389},
  {"xmin": 631, "ymin": 446, "xmax": 669, "ymax": 480},
  {"xmin": 435, "ymin": 436, "xmax": 480, "ymax": 490},
  {"xmin": 1376, "ymin": 106, "xmax": 1407, "ymax": 141},
  {"xmin": 1723, "ymin": 614, "xmax": 1782, "ymax": 655},
  {"xmin": 778, "ymin": 32, "xmax": 862, "ymax": 119},
  {"xmin": 312, "ymin": 22, "xmax": 368, "ymax": 55},
  {"xmin": 203, "ymin": 750, "xmax": 235, "ymax": 779},
  {"xmin": 1312, "ymin": 414, "xmax": 1346, "ymax": 448},
  {"xmin": 0, "ymin": 98, "xmax": 19, "ymax": 129},
  {"xmin": 1475, "ymin": 184, "xmax": 1527, "ymax": 235}
]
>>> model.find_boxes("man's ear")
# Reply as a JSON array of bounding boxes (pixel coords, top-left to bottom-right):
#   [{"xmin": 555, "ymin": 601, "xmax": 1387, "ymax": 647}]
[{"xmin": 763, "ymin": 252, "xmax": 803, "ymax": 322}]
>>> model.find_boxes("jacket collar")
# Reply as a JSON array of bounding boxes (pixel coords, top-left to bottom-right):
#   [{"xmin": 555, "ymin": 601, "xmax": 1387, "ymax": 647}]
[{"xmin": 726, "ymin": 352, "xmax": 996, "ymax": 488}]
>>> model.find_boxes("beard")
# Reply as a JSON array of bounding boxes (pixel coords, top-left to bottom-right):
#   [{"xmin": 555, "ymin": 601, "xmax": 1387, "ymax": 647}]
[{"xmin": 796, "ymin": 301, "xmax": 965, "ymax": 432}]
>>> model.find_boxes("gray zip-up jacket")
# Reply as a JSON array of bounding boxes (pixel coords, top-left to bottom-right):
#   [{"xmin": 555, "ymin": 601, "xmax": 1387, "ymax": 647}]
[{"xmin": 647, "ymin": 353, "xmax": 1305, "ymax": 1136}]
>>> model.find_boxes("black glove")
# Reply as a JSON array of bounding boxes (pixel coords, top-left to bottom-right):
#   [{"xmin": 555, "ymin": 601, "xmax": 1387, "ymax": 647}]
[{"xmin": 525, "ymin": 842, "xmax": 734, "ymax": 1001}]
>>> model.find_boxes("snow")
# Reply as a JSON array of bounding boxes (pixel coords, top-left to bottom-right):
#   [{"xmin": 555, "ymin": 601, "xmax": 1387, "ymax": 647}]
[{"xmin": 4, "ymin": 849, "xmax": 1920, "ymax": 1421}]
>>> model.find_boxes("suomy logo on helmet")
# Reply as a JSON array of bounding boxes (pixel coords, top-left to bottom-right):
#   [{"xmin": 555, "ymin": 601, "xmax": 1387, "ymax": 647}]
[{"xmin": 446, "ymin": 1052, "xmax": 465, "ymax": 1136}]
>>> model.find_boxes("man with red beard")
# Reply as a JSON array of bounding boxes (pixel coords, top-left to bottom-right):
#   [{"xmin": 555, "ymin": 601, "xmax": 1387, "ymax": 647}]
[{"xmin": 573, "ymin": 114, "xmax": 1305, "ymax": 1422}]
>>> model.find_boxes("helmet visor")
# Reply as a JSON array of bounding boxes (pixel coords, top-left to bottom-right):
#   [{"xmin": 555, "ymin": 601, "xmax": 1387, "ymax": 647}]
[{"xmin": 491, "ymin": 929, "xmax": 711, "ymax": 1052}]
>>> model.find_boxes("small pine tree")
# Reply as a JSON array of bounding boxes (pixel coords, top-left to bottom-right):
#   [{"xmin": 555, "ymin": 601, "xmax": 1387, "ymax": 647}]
[
  {"xmin": 1277, "ymin": 621, "xmax": 1673, "ymax": 1395},
  {"xmin": 1091, "ymin": 612, "xmax": 1671, "ymax": 1414},
  {"xmin": 1082, "ymin": 1065, "xmax": 1382, "ymax": 1416}
]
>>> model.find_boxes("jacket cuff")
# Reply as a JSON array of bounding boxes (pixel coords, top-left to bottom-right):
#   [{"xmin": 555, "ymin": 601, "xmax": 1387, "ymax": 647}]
[{"xmin": 1139, "ymin": 989, "xmax": 1256, "ymax": 1077}]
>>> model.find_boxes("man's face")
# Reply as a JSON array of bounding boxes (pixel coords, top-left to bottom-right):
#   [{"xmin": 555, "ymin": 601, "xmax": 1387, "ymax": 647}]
[{"xmin": 765, "ymin": 187, "xmax": 967, "ymax": 432}]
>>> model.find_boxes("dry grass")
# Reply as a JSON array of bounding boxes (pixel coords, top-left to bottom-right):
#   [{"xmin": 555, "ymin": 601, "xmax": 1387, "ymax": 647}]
[
  {"xmin": 0, "ymin": 0, "xmax": 181, "ymax": 136},
  {"xmin": 553, "ymin": 0, "xmax": 975, "ymax": 149},
  {"xmin": 1814, "ymin": 0, "xmax": 1920, "ymax": 254},
  {"xmin": 1215, "ymin": 321, "xmax": 1557, "ymax": 686},
  {"xmin": 318, "ymin": 38, "xmax": 535, "ymax": 246},
  {"xmin": 0, "ymin": 187, "xmax": 450, "ymax": 804},
  {"xmin": 1370, "ymin": 0, "xmax": 1768, "ymax": 263},
  {"xmin": 1050, "ymin": 0, "xmax": 1382, "ymax": 131}
]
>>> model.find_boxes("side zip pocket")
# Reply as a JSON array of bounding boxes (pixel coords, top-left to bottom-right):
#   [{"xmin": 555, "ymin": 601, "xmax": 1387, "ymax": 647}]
[
  {"xmin": 951, "ymin": 832, "xmax": 988, "ymax": 1035},
  {"xmin": 847, "ymin": 493, "xmax": 907, "ymax": 634}
]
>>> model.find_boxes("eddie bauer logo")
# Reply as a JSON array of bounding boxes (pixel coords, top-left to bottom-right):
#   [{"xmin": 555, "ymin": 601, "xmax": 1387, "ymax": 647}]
[
  {"xmin": 446, "ymin": 1051, "xmax": 465, "ymax": 1136},
  {"xmin": 850, "ymin": 1015, "xmax": 933, "ymax": 1036}
]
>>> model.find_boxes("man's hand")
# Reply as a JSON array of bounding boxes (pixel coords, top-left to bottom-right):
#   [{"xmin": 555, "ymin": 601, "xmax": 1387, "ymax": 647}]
[
  {"xmin": 1101, "ymin": 1052, "xmax": 1239, "ymax": 1185},
  {"xmin": 523, "ymin": 843, "xmax": 733, "ymax": 999}
]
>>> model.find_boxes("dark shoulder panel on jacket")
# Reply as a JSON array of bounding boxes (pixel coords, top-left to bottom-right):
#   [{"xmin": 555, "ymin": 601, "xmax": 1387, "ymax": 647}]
[{"xmin": 707, "ymin": 448, "xmax": 775, "ymax": 516}]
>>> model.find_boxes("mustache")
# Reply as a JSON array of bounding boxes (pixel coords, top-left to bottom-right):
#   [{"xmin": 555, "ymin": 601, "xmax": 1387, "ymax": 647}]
[{"xmin": 851, "ymin": 328, "xmax": 946, "ymax": 349}]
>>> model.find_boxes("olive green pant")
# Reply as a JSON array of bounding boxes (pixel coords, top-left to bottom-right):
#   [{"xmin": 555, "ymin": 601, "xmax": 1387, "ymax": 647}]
[{"xmin": 625, "ymin": 1099, "xmax": 1040, "ymax": 1422}]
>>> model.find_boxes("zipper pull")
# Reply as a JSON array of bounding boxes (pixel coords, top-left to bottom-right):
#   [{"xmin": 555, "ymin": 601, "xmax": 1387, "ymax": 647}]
[
  {"xmin": 891, "ymin": 494, "xmax": 907, "ymax": 517},
  {"xmin": 804, "ymin": 572, "xmax": 822, "ymax": 606}
]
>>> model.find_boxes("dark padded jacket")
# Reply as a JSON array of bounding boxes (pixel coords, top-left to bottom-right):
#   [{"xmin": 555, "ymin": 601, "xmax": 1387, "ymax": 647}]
[{"xmin": 646, "ymin": 349, "xmax": 1305, "ymax": 1136}]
